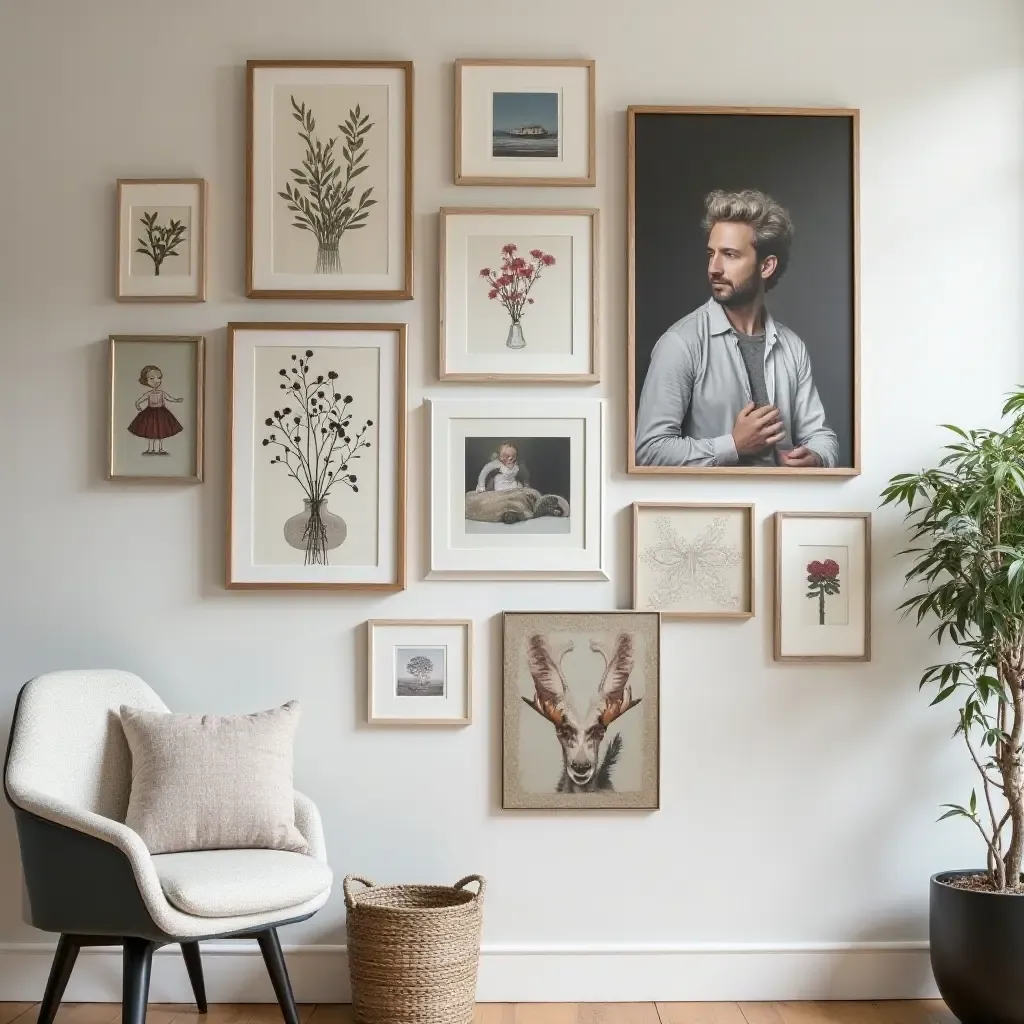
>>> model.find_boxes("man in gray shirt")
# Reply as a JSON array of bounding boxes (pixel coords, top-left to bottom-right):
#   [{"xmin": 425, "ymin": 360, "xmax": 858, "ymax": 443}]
[{"xmin": 635, "ymin": 189, "xmax": 839, "ymax": 469}]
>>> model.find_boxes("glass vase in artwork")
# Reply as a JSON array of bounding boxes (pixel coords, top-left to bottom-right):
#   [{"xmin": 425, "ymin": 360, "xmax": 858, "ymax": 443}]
[
  {"xmin": 506, "ymin": 321, "xmax": 526, "ymax": 350},
  {"xmin": 283, "ymin": 498, "xmax": 347, "ymax": 565}
]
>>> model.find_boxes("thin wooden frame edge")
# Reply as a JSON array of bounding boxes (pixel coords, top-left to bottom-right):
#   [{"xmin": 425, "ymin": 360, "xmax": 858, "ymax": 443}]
[
  {"xmin": 772, "ymin": 511, "xmax": 872, "ymax": 662},
  {"xmin": 366, "ymin": 618, "xmax": 474, "ymax": 726}
]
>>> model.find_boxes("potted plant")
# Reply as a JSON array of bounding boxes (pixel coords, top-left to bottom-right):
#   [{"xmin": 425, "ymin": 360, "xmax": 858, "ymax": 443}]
[{"xmin": 882, "ymin": 389, "xmax": 1024, "ymax": 1024}]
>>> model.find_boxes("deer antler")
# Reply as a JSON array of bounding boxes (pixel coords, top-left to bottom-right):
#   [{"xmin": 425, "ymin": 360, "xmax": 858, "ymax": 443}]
[
  {"xmin": 599, "ymin": 685, "xmax": 642, "ymax": 726},
  {"xmin": 594, "ymin": 633, "xmax": 642, "ymax": 726},
  {"xmin": 589, "ymin": 638, "xmax": 609, "ymax": 674},
  {"xmin": 524, "ymin": 634, "xmax": 569, "ymax": 725}
]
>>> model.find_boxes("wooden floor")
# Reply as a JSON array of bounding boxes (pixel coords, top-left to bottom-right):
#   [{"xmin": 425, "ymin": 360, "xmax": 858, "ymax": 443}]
[{"xmin": 0, "ymin": 1003, "xmax": 957, "ymax": 1024}]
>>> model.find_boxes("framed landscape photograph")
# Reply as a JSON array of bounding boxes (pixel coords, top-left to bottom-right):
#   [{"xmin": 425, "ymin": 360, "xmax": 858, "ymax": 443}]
[
  {"xmin": 439, "ymin": 207, "xmax": 598, "ymax": 382},
  {"xmin": 427, "ymin": 398, "xmax": 604, "ymax": 580},
  {"xmin": 227, "ymin": 322, "xmax": 406, "ymax": 590},
  {"xmin": 774, "ymin": 512, "xmax": 871, "ymax": 662},
  {"xmin": 502, "ymin": 611, "xmax": 659, "ymax": 810},
  {"xmin": 246, "ymin": 60, "xmax": 413, "ymax": 299},
  {"xmin": 116, "ymin": 179, "xmax": 207, "ymax": 301},
  {"xmin": 366, "ymin": 619, "xmax": 473, "ymax": 726},
  {"xmin": 108, "ymin": 335, "xmax": 204, "ymax": 481},
  {"xmin": 632, "ymin": 502, "xmax": 754, "ymax": 619},
  {"xmin": 455, "ymin": 59, "xmax": 595, "ymax": 186},
  {"xmin": 628, "ymin": 106, "xmax": 859, "ymax": 476}
]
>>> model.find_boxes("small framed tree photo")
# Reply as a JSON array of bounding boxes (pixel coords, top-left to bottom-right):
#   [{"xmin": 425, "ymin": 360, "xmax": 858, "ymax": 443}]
[
  {"xmin": 246, "ymin": 60, "xmax": 413, "ymax": 300},
  {"xmin": 116, "ymin": 179, "xmax": 207, "ymax": 301},
  {"xmin": 773, "ymin": 512, "xmax": 871, "ymax": 662},
  {"xmin": 366, "ymin": 619, "xmax": 473, "ymax": 726}
]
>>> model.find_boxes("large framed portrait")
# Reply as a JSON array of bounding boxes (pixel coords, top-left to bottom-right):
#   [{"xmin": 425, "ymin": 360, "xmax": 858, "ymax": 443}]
[
  {"xmin": 502, "ymin": 611, "xmax": 660, "ymax": 810},
  {"xmin": 246, "ymin": 60, "xmax": 413, "ymax": 300},
  {"xmin": 427, "ymin": 398, "xmax": 605, "ymax": 580},
  {"xmin": 227, "ymin": 323, "xmax": 406, "ymax": 590},
  {"xmin": 627, "ymin": 106, "xmax": 859, "ymax": 476}
]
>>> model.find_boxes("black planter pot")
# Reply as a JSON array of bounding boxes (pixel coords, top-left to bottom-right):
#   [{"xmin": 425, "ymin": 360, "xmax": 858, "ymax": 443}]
[{"xmin": 930, "ymin": 870, "xmax": 1024, "ymax": 1024}]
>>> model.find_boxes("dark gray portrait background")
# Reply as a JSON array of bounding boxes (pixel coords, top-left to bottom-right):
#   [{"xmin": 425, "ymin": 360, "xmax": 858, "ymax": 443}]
[
  {"xmin": 632, "ymin": 111, "xmax": 856, "ymax": 468},
  {"xmin": 464, "ymin": 436, "xmax": 571, "ymax": 497}
]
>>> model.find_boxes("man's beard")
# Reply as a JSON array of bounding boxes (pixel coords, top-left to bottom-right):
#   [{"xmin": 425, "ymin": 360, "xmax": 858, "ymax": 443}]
[{"xmin": 709, "ymin": 269, "xmax": 761, "ymax": 308}]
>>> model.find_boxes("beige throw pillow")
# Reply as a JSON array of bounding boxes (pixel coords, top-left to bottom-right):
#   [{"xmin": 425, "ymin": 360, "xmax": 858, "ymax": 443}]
[{"xmin": 119, "ymin": 701, "xmax": 309, "ymax": 856}]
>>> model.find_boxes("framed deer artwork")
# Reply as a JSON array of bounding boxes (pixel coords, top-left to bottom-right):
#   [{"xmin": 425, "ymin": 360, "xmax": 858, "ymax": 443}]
[{"xmin": 502, "ymin": 611, "xmax": 660, "ymax": 810}]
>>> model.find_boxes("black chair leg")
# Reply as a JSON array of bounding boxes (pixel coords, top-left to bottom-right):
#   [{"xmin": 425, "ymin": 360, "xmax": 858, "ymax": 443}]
[
  {"xmin": 180, "ymin": 942, "xmax": 208, "ymax": 1013},
  {"xmin": 256, "ymin": 928, "xmax": 300, "ymax": 1024},
  {"xmin": 38, "ymin": 934, "xmax": 81, "ymax": 1024},
  {"xmin": 122, "ymin": 938, "xmax": 156, "ymax": 1024}
]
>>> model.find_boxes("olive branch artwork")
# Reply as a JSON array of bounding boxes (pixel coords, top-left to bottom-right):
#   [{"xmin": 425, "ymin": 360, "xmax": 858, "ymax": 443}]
[
  {"xmin": 135, "ymin": 211, "xmax": 187, "ymax": 276},
  {"xmin": 277, "ymin": 96, "xmax": 377, "ymax": 275},
  {"xmin": 261, "ymin": 349, "xmax": 374, "ymax": 566}
]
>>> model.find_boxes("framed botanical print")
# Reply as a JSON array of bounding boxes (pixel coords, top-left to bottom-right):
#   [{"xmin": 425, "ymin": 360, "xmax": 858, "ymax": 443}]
[
  {"xmin": 628, "ymin": 106, "xmax": 860, "ymax": 476},
  {"xmin": 246, "ymin": 60, "xmax": 413, "ymax": 299},
  {"xmin": 116, "ymin": 179, "xmax": 207, "ymax": 301},
  {"xmin": 227, "ymin": 323, "xmax": 406, "ymax": 590},
  {"xmin": 366, "ymin": 619, "xmax": 473, "ymax": 726},
  {"xmin": 455, "ymin": 59, "xmax": 595, "ymax": 186},
  {"xmin": 427, "ymin": 398, "xmax": 605, "ymax": 580},
  {"xmin": 502, "ymin": 611, "xmax": 660, "ymax": 810},
  {"xmin": 774, "ymin": 512, "xmax": 871, "ymax": 662},
  {"xmin": 108, "ymin": 335, "xmax": 204, "ymax": 481},
  {"xmin": 439, "ymin": 207, "xmax": 598, "ymax": 383},
  {"xmin": 632, "ymin": 502, "xmax": 754, "ymax": 619}
]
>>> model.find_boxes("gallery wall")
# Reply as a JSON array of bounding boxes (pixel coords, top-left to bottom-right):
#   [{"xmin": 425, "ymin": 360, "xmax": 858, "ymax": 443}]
[{"xmin": 1, "ymin": 0, "xmax": 1023, "ymax": 1003}]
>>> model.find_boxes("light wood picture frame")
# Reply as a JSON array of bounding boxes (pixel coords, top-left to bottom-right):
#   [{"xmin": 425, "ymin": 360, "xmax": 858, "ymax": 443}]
[
  {"xmin": 439, "ymin": 207, "xmax": 599, "ymax": 383},
  {"xmin": 455, "ymin": 59, "xmax": 596, "ymax": 186},
  {"xmin": 227, "ymin": 322, "xmax": 406, "ymax": 590},
  {"xmin": 116, "ymin": 179, "xmax": 207, "ymax": 301},
  {"xmin": 367, "ymin": 619, "xmax": 473, "ymax": 726},
  {"xmin": 632, "ymin": 502, "xmax": 754, "ymax": 619},
  {"xmin": 108, "ymin": 335, "xmax": 204, "ymax": 482},
  {"xmin": 246, "ymin": 60, "xmax": 413, "ymax": 299},
  {"xmin": 627, "ymin": 105, "xmax": 860, "ymax": 476},
  {"xmin": 773, "ymin": 511, "xmax": 871, "ymax": 662}
]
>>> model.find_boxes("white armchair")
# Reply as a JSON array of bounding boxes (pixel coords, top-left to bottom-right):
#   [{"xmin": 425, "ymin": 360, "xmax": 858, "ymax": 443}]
[{"xmin": 3, "ymin": 670, "xmax": 333, "ymax": 1024}]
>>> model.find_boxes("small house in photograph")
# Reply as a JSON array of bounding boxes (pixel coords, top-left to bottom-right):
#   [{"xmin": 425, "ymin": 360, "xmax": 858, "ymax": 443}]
[{"xmin": 509, "ymin": 124, "xmax": 551, "ymax": 137}]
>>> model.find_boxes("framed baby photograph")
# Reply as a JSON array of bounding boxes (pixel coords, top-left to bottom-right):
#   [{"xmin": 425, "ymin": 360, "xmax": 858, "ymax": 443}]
[
  {"xmin": 116, "ymin": 179, "xmax": 207, "ymax": 301},
  {"xmin": 246, "ymin": 60, "xmax": 413, "ymax": 299},
  {"xmin": 107, "ymin": 335, "xmax": 204, "ymax": 482},
  {"xmin": 455, "ymin": 59, "xmax": 595, "ymax": 186},
  {"xmin": 632, "ymin": 502, "xmax": 754, "ymax": 619},
  {"xmin": 439, "ymin": 207, "xmax": 598, "ymax": 383},
  {"xmin": 227, "ymin": 322, "xmax": 406, "ymax": 590},
  {"xmin": 427, "ymin": 398, "xmax": 605, "ymax": 580},
  {"xmin": 366, "ymin": 619, "xmax": 473, "ymax": 726},
  {"xmin": 774, "ymin": 512, "xmax": 871, "ymax": 662},
  {"xmin": 502, "ymin": 610, "xmax": 660, "ymax": 810}
]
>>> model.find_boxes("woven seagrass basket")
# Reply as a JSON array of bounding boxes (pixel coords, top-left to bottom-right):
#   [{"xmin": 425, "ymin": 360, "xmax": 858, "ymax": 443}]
[{"xmin": 344, "ymin": 874, "xmax": 486, "ymax": 1024}]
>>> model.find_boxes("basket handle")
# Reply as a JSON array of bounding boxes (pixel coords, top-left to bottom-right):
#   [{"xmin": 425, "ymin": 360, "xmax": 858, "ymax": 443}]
[
  {"xmin": 343, "ymin": 875, "xmax": 375, "ymax": 910},
  {"xmin": 454, "ymin": 874, "xmax": 486, "ymax": 901}
]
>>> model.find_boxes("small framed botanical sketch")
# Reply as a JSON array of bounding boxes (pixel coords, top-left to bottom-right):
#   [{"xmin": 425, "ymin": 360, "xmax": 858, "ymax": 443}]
[
  {"xmin": 108, "ymin": 335, "xmax": 204, "ymax": 482},
  {"xmin": 439, "ymin": 207, "xmax": 598, "ymax": 383},
  {"xmin": 774, "ymin": 512, "xmax": 871, "ymax": 662},
  {"xmin": 227, "ymin": 323, "xmax": 406, "ymax": 590},
  {"xmin": 116, "ymin": 179, "xmax": 207, "ymax": 301},
  {"xmin": 502, "ymin": 611, "xmax": 659, "ymax": 810},
  {"xmin": 455, "ymin": 59, "xmax": 595, "ymax": 186},
  {"xmin": 366, "ymin": 619, "xmax": 473, "ymax": 726},
  {"xmin": 427, "ymin": 398, "xmax": 605, "ymax": 580},
  {"xmin": 632, "ymin": 502, "xmax": 754, "ymax": 619},
  {"xmin": 246, "ymin": 60, "xmax": 413, "ymax": 299}
]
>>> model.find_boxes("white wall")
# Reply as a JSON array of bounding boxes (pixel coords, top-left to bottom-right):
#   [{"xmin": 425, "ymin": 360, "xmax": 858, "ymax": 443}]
[{"xmin": 1, "ymin": 0, "xmax": 1022, "ymax": 1003}]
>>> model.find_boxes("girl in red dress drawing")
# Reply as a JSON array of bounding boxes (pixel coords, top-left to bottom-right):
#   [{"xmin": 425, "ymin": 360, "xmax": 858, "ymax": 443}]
[{"xmin": 128, "ymin": 365, "xmax": 184, "ymax": 455}]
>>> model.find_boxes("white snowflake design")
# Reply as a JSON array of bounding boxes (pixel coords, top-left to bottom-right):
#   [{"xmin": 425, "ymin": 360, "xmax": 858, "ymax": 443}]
[{"xmin": 640, "ymin": 515, "xmax": 742, "ymax": 610}]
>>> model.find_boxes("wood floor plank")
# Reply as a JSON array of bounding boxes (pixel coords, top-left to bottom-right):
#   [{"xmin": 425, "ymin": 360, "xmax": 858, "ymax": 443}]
[
  {"xmin": 738, "ymin": 1005, "xmax": 786, "ymax": 1024},
  {"xmin": 305, "ymin": 1008, "xmax": 353, "ymax": 1024},
  {"xmin": 151, "ymin": 1005, "xmax": 252, "ymax": 1024},
  {"xmin": 868, "ymin": 1004, "xmax": 934, "ymax": 1024},
  {"xmin": 916, "ymin": 1003, "xmax": 956, "ymax": 1024},
  {"xmin": 513, "ymin": 1006, "xmax": 580, "ymax": 1024},
  {"xmin": 578, "ymin": 1005, "xmax": 661, "ymax": 1024},
  {"xmin": 658, "ymin": 1003, "xmax": 749, "ymax": 1024},
  {"xmin": 473, "ymin": 1005, "xmax": 518, "ymax": 1024},
  {"xmin": 0, "ymin": 1006, "xmax": 35, "ymax": 1024},
  {"xmin": 51, "ymin": 1006, "xmax": 122, "ymax": 1024},
  {"xmin": 241, "ymin": 1006, "xmax": 316, "ymax": 1024},
  {"xmin": 776, "ymin": 1004, "xmax": 880, "ymax": 1024}
]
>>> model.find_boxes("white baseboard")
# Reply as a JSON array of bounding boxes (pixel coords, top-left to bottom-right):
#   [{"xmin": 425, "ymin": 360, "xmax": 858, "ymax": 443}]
[{"xmin": 0, "ymin": 941, "xmax": 937, "ymax": 1003}]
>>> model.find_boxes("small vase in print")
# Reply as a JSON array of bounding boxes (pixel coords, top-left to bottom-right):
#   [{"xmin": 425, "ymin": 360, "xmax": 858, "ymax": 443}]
[
  {"xmin": 283, "ymin": 498, "xmax": 347, "ymax": 566},
  {"xmin": 505, "ymin": 321, "xmax": 526, "ymax": 350}
]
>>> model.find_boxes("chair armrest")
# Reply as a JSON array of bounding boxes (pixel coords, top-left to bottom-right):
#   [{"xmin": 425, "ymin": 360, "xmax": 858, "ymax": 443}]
[{"xmin": 294, "ymin": 790, "xmax": 327, "ymax": 861}]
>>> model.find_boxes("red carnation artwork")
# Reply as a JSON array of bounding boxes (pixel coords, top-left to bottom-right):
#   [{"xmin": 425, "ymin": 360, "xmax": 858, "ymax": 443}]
[
  {"xmin": 478, "ymin": 242, "xmax": 556, "ymax": 350},
  {"xmin": 806, "ymin": 558, "xmax": 841, "ymax": 625}
]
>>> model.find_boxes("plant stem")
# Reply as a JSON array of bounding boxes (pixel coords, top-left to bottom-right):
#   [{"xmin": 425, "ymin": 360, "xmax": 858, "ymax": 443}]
[{"xmin": 818, "ymin": 587, "xmax": 826, "ymax": 625}]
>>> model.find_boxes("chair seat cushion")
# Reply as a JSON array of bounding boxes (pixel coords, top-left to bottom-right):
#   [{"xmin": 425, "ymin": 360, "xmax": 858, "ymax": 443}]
[{"xmin": 152, "ymin": 849, "xmax": 333, "ymax": 918}]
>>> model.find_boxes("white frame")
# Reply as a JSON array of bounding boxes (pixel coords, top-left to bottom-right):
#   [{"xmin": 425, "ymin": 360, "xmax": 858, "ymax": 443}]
[
  {"xmin": 439, "ymin": 207, "xmax": 599, "ymax": 383},
  {"xmin": 367, "ymin": 619, "xmax": 473, "ymax": 726},
  {"xmin": 427, "ymin": 398, "xmax": 606, "ymax": 580}
]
